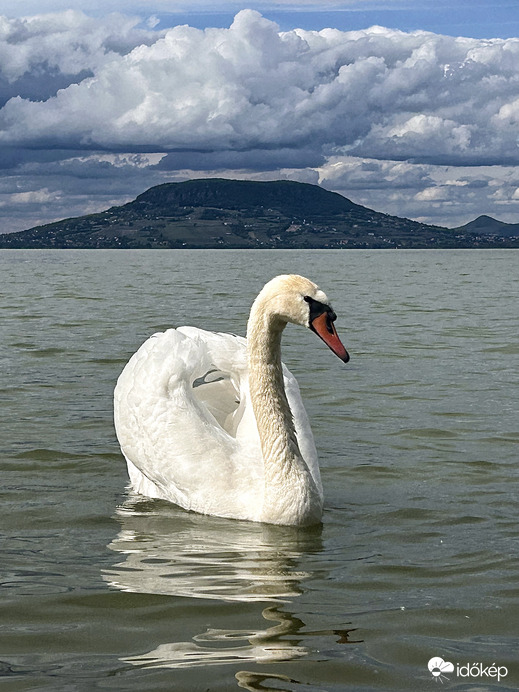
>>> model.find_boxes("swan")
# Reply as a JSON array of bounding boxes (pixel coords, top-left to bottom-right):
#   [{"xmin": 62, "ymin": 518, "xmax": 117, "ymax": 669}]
[{"xmin": 114, "ymin": 274, "xmax": 349, "ymax": 526}]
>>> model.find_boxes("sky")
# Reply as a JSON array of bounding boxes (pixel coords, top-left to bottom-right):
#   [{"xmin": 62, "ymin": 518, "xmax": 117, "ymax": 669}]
[{"xmin": 1, "ymin": 1, "xmax": 519, "ymax": 233}]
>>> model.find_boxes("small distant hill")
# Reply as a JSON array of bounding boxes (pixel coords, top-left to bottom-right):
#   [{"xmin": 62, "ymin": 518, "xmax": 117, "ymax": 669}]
[
  {"xmin": 1, "ymin": 179, "xmax": 518, "ymax": 249},
  {"xmin": 453, "ymin": 215, "xmax": 519, "ymax": 238}
]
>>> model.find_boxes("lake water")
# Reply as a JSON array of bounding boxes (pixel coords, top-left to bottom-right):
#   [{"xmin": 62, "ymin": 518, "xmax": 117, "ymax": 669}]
[{"xmin": 1, "ymin": 249, "xmax": 518, "ymax": 692}]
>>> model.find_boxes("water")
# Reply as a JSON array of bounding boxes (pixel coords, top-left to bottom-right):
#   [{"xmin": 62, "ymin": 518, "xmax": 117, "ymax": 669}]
[{"xmin": 1, "ymin": 249, "xmax": 518, "ymax": 692}]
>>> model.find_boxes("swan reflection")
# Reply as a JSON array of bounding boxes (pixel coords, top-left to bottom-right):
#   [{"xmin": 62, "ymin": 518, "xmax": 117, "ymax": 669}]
[
  {"xmin": 104, "ymin": 496, "xmax": 356, "ymax": 678},
  {"xmin": 123, "ymin": 606, "xmax": 308, "ymax": 669},
  {"xmin": 104, "ymin": 494, "xmax": 323, "ymax": 602}
]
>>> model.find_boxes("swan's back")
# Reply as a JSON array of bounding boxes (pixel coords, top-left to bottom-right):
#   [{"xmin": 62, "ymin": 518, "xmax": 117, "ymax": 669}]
[{"xmin": 114, "ymin": 326, "xmax": 320, "ymax": 522}]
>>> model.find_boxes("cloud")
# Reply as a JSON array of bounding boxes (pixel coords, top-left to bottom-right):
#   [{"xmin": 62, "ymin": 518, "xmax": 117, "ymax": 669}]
[
  {"xmin": 319, "ymin": 156, "xmax": 434, "ymax": 190},
  {"xmin": 1, "ymin": 9, "xmax": 518, "ymax": 165},
  {"xmin": 1, "ymin": 8, "xmax": 519, "ymax": 231},
  {"xmin": 0, "ymin": 11, "xmax": 161, "ymax": 81},
  {"xmin": 318, "ymin": 155, "xmax": 519, "ymax": 225},
  {"xmin": 154, "ymin": 148, "xmax": 325, "ymax": 171}
]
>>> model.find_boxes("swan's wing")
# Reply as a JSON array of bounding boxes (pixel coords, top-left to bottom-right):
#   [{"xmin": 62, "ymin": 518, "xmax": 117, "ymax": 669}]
[
  {"xmin": 114, "ymin": 328, "xmax": 264, "ymax": 520},
  {"xmin": 176, "ymin": 327, "xmax": 244, "ymax": 430},
  {"xmin": 177, "ymin": 327, "xmax": 262, "ymax": 445}
]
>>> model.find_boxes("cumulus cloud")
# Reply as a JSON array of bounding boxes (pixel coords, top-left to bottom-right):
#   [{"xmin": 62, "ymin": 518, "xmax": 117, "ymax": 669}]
[
  {"xmin": 1, "ymin": 8, "xmax": 519, "ymax": 231},
  {"xmin": 319, "ymin": 156, "xmax": 519, "ymax": 225},
  {"xmin": 320, "ymin": 156, "xmax": 434, "ymax": 190},
  {"xmin": 0, "ymin": 11, "xmax": 161, "ymax": 80},
  {"xmin": 1, "ymin": 9, "xmax": 518, "ymax": 163}
]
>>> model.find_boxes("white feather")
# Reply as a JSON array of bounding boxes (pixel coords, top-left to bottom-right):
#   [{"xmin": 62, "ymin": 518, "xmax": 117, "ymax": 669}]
[{"xmin": 114, "ymin": 275, "xmax": 345, "ymax": 526}]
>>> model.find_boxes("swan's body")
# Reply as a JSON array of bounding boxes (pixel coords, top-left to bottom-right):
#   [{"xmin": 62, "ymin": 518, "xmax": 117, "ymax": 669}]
[{"xmin": 114, "ymin": 275, "xmax": 348, "ymax": 526}]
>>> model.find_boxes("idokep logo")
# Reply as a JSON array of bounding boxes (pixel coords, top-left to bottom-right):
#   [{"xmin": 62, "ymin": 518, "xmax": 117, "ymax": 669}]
[
  {"xmin": 428, "ymin": 657, "xmax": 454, "ymax": 683},
  {"xmin": 427, "ymin": 657, "xmax": 509, "ymax": 683}
]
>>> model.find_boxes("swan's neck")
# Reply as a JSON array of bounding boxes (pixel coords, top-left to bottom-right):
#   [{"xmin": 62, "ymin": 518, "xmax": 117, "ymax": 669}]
[{"xmin": 246, "ymin": 308, "xmax": 322, "ymax": 525}]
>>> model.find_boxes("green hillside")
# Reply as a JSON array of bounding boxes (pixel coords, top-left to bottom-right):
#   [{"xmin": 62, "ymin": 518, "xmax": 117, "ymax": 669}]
[{"xmin": 1, "ymin": 179, "xmax": 518, "ymax": 249}]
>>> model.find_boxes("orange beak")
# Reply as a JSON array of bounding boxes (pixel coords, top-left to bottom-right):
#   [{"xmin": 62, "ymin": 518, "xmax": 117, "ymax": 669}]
[{"xmin": 310, "ymin": 311, "xmax": 349, "ymax": 363}]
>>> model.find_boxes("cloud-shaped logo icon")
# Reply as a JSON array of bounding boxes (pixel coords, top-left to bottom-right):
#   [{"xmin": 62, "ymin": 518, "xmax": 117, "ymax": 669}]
[{"xmin": 428, "ymin": 657, "xmax": 455, "ymax": 680}]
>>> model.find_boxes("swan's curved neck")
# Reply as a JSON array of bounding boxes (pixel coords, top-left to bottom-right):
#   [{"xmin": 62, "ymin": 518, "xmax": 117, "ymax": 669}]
[{"xmin": 246, "ymin": 304, "xmax": 322, "ymax": 525}]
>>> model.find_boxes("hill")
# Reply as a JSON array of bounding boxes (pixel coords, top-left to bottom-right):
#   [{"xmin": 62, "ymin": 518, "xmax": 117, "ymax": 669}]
[
  {"xmin": 1, "ymin": 179, "xmax": 518, "ymax": 249},
  {"xmin": 453, "ymin": 215, "xmax": 519, "ymax": 238}
]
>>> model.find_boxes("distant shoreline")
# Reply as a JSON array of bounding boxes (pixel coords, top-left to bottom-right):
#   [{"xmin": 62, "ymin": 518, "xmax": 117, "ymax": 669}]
[{"xmin": 1, "ymin": 179, "xmax": 518, "ymax": 250}]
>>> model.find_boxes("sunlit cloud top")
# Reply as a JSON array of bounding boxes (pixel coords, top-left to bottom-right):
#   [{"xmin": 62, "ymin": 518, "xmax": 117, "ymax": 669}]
[{"xmin": 2, "ymin": 10, "xmax": 517, "ymax": 163}]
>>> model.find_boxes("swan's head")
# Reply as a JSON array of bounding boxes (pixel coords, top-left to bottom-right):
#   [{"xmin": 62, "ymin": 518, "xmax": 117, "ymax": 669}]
[{"xmin": 250, "ymin": 274, "xmax": 349, "ymax": 362}]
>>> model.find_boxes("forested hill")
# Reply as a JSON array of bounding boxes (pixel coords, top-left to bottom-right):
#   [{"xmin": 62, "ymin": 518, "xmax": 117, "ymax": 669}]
[{"xmin": 1, "ymin": 179, "xmax": 518, "ymax": 249}]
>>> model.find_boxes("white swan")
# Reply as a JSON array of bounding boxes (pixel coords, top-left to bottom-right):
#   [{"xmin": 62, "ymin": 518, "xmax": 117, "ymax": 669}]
[{"xmin": 114, "ymin": 274, "xmax": 349, "ymax": 526}]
